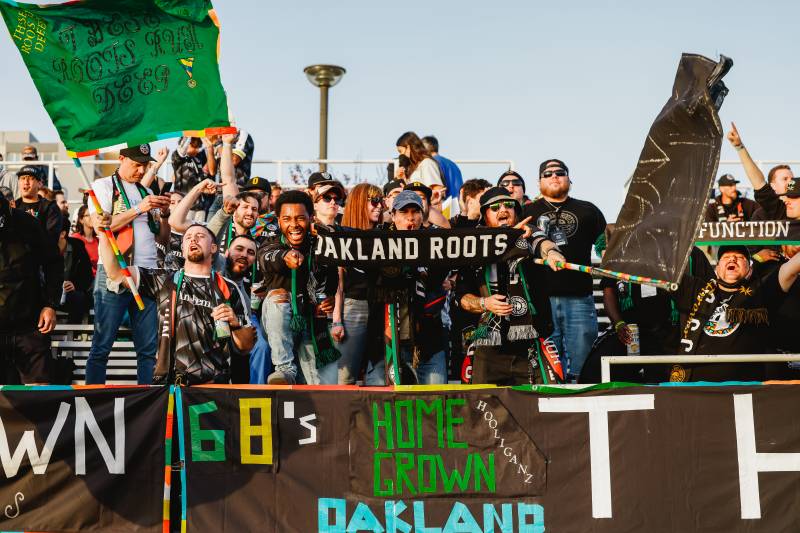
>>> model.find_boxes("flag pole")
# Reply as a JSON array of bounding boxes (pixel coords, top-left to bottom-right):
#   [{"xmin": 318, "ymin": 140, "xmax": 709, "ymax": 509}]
[
  {"xmin": 534, "ymin": 258, "xmax": 678, "ymax": 292},
  {"xmin": 73, "ymin": 158, "xmax": 145, "ymax": 310}
]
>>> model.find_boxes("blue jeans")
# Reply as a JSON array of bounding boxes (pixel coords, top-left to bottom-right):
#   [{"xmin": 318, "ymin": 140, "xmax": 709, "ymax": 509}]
[
  {"xmin": 85, "ymin": 266, "xmax": 157, "ymax": 385},
  {"xmin": 336, "ymin": 299, "xmax": 369, "ymax": 385},
  {"xmin": 261, "ymin": 291, "xmax": 337, "ymax": 385},
  {"xmin": 549, "ymin": 295, "xmax": 598, "ymax": 379},
  {"xmin": 364, "ymin": 348, "xmax": 447, "ymax": 386},
  {"xmin": 248, "ymin": 308, "xmax": 272, "ymax": 384}
]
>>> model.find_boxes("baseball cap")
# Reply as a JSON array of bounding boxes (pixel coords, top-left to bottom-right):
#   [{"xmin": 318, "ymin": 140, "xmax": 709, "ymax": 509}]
[
  {"xmin": 119, "ymin": 144, "xmax": 156, "ymax": 164},
  {"xmin": 717, "ymin": 245, "xmax": 751, "ymax": 261},
  {"xmin": 308, "ymin": 171, "xmax": 337, "ymax": 189},
  {"xmin": 16, "ymin": 165, "xmax": 41, "ymax": 179},
  {"xmin": 241, "ymin": 176, "xmax": 272, "ymax": 194},
  {"xmin": 718, "ymin": 174, "xmax": 739, "ymax": 186},
  {"xmin": 404, "ymin": 181, "xmax": 432, "ymax": 201},
  {"xmin": 779, "ymin": 177, "xmax": 800, "ymax": 199},
  {"xmin": 383, "ymin": 179, "xmax": 404, "ymax": 196},
  {"xmin": 479, "ymin": 186, "xmax": 522, "ymax": 217},
  {"xmin": 391, "ymin": 190, "xmax": 424, "ymax": 211},
  {"xmin": 539, "ymin": 158, "xmax": 569, "ymax": 176},
  {"xmin": 314, "ymin": 181, "xmax": 346, "ymax": 200},
  {"xmin": 497, "ymin": 170, "xmax": 526, "ymax": 192}
]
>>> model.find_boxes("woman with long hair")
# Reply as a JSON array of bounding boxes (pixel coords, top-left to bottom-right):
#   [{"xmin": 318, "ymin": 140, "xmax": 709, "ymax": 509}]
[
  {"xmin": 332, "ymin": 183, "xmax": 384, "ymax": 384},
  {"xmin": 395, "ymin": 131, "xmax": 443, "ymax": 187},
  {"xmin": 71, "ymin": 204, "xmax": 98, "ymax": 277}
]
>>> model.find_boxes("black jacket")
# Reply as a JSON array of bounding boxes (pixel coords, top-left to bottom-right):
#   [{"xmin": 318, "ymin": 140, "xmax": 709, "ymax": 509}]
[
  {"xmin": 0, "ymin": 201, "xmax": 63, "ymax": 333},
  {"xmin": 63, "ymin": 236, "xmax": 94, "ymax": 295}
]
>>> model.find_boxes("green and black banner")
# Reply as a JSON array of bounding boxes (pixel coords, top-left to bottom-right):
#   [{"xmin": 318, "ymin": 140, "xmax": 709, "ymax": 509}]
[{"xmin": 3, "ymin": 384, "xmax": 800, "ymax": 532}]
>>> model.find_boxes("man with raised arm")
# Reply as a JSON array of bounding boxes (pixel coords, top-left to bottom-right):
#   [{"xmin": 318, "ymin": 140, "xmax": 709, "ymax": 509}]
[{"xmin": 92, "ymin": 213, "xmax": 254, "ymax": 385}]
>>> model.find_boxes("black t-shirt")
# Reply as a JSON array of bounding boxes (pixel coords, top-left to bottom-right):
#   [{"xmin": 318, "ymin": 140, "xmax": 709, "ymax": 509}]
[
  {"xmin": 704, "ymin": 195, "xmax": 759, "ymax": 222},
  {"xmin": 136, "ymin": 268, "xmax": 251, "ymax": 385},
  {"xmin": 16, "ymin": 197, "xmax": 62, "ymax": 245},
  {"xmin": 523, "ymin": 197, "xmax": 606, "ymax": 296},
  {"xmin": 673, "ymin": 270, "xmax": 784, "ymax": 356},
  {"xmin": 754, "ymin": 184, "xmax": 787, "ymax": 220}
]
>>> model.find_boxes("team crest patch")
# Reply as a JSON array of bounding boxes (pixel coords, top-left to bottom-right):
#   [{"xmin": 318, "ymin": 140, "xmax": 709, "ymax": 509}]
[
  {"xmin": 515, "ymin": 238, "xmax": 529, "ymax": 250},
  {"xmin": 669, "ymin": 364, "xmax": 687, "ymax": 382},
  {"xmin": 139, "ymin": 144, "xmax": 150, "ymax": 155},
  {"xmin": 510, "ymin": 296, "xmax": 528, "ymax": 316},
  {"xmin": 179, "ymin": 57, "xmax": 197, "ymax": 88}
]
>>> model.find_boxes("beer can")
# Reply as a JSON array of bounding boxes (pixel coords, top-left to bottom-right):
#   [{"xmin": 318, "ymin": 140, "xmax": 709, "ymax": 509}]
[
  {"xmin": 214, "ymin": 319, "xmax": 231, "ymax": 340},
  {"xmin": 626, "ymin": 323, "xmax": 640, "ymax": 356}
]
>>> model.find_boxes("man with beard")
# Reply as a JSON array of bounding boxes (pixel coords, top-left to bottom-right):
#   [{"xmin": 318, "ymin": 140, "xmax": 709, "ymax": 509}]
[
  {"xmin": 258, "ymin": 190, "xmax": 339, "ymax": 385},
  {"xmin": 669, "ymin": 245, "xmax": 800, "ymax": 382},
  {"xmin": 54, "ymin": 190, "xmax": 70, "ymax": 218},
  {"xmin": 523, "ymin": 159, "xmax": 606, "ymax": 381},
  {"xmin": 457, "ymin": 187, "xmax": 565, "ymax": 385},
  {"xmin": 497, "ymin": 170, "xmax": 527, "ymax": 204},
  {"xmin": 15, "ymin": 165, "xmax": 62, "ymax": 245},
  {"xmin": 0, "ymin": 195, "xmax": 62, "ymax": 384},
  {"xmin": 206, "ymin": 191, "xmax": 260, "ymax": 253},
  {"xmin": 223, "ymin": 234, "xmax": 260, "ymax": 384},
  {"xmin": 93, "ymin": 215, "xmax": 254, "ymax": 384}
]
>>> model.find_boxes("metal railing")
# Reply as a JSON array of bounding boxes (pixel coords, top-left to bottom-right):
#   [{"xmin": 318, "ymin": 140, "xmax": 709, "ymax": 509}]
[{"xmin": 600, "ymin": 354, "xmax": 800, "ymax": 383}]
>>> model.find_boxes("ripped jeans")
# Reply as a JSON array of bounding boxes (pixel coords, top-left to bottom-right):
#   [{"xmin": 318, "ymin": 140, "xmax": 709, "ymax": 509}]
[{"xmin": 261, "ymin": 289, "xmax": 338, "ymax": 385}]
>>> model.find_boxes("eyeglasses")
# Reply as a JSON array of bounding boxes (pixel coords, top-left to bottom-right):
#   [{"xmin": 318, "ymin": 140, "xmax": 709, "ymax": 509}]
[
  {"xmin": 541, "ymin": 169, "xmax": 568, "ymax": 178},
  {"xmin": 488, "ymin": 201, "xmax": 516, "ymax": 212},
  {"xmin": 319, "ymin": 194, "xmax": 342, "ymax": 206},
  {"xmin": 368, "ymin": 197, "xmax": 383, "ymax": 207},
  {"xmin": 500, "ymin": 179, "xmax": 523, "ymax": 187}
]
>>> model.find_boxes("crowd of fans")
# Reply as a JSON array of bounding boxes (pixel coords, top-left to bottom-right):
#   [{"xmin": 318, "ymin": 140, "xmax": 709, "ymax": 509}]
[{"xmin": 2, "ymin": 125, "xmax": 800, "ymax": 387}]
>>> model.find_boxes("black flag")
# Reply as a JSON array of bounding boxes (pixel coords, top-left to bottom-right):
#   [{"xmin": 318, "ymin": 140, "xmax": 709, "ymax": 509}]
[{"xmin": 601, "ymin": 53, "xmax": 732, "ymax": 288}]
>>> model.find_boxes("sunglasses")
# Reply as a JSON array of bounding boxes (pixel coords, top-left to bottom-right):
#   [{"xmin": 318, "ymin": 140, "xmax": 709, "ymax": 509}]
[
  {"xmin": 368, "ymin": 197, "xmax": 384, "ymax": 207},
  {"xmin": 319, "ymin": 194, "xmax": 342, "ymax": 205},
  {"xmin": 500, "ymin": 179, "xmax": 523, "ymax": 187},
  {"xmin": 488, "ymin": 201, "xmax": 516, "ymax": 212},
  {"xmin": 541, "ymin": 169, "xmax": 568, "ymax": 178}
]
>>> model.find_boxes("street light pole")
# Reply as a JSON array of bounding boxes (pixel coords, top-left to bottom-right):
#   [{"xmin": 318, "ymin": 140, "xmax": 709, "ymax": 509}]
[{"xmin": 304, "ymin": 64, "xmax": 346, "ymax": 172}]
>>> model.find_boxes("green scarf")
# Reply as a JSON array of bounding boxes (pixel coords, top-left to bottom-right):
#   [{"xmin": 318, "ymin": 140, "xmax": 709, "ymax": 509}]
[{"xmin": 285, "ymin": 237, "xmax": 341, "ymax": 369}]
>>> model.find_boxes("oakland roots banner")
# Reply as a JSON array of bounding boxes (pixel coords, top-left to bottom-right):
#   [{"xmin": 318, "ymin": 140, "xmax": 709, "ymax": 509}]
[
  {"xmin": 314, "ymin": 226, "xmax": 528, "ymax": 268},
  {"xmin": 0, "ymin": 386, "xmax": 167, "ymax": 532},
  {"xmin": 0, "ymin": 0, "xmax": 234, "ymax": 155},
  {"xmin": 4, "ymin": 384, "xmax": 800, "ymax": 531},
  {"xmin": 602, "ymin": 53, "xmax": 732, "ymax": 287}
]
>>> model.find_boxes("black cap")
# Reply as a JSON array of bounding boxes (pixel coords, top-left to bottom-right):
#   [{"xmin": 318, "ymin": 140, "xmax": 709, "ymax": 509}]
[
  {"xmin": 539, "ymin": 158, "xmax": 569, "ymax": 176},
  {"xmin": 16, "ymin": 165, "xmax": 41, "ymax": 179},
  {"xmin": 497, "ymin": 170, "xmax": 526, "ymax": 192},
  {"xmin": 383, "ymin": 179, "xmax": 404, "ymax": 196},
  {"xmin": 479, "ymin": 186, "xmax": 522, "ymax": 217},
  {"xmin": 718, "ymin": 174, "xmax": 739, "ymax": 186},
  {"xmin": 241, "ymin": 176, "xmax": 271, "ymax": 194},
  {"xmin": 120, "ymin": 144, "xmax": 156, "ymax": 164},
  {"xmin": 404, "ymin": 181, "xmax": 432, "ymax": 201},
  {"xmin": 717, "ymin": 245, "xmax": 751, "ymax": 261},
  {"xmin": 779, "ymin": 177, "xmax": 800, "ymax": 199},
  {"xmin": 308, "ymin": 171, "xmax": 336, "ymax": 189}
]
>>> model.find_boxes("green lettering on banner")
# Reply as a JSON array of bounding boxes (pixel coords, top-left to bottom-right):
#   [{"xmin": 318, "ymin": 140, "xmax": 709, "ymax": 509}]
[
  {"xmin": 396, "ymin": 452, "xmax": 418, "ymax": 496},
  {"xmin": 374, "ymin": 452, "xmax": 395, "ymax": 497},
  {"xmin": 473, "ymin": 453, "xmax": 496, "ymax": 492},
  {"xmin": 395, "ymin": 400, "xmax": 415, "ymax": 449},
  {"xmin": 438, "ymin": 454, "xmax": 471, "ymax": 493},
  {"xmin": 417, "ymin": 454, "xmax": 439, "ymax": 494},
  {"xmin": 373, "ymin": 401, "xmax": 394, "ymax": 450},
  {"xmin": 445, "ymin": 398, "xmax": 467, "ymax": 449},
  {"xmin": 415, "ymin": 398, "xmax": 445, "ymax": 449},
  {"xmin": 188, "ymin": 401, "xmax": 225, "ymax": 462}
]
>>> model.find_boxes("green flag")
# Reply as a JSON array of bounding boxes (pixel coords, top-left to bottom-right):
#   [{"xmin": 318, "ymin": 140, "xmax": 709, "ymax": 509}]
[{"xmin": 0, "ymin": 0, "xmax": 234, "ymax": 156}]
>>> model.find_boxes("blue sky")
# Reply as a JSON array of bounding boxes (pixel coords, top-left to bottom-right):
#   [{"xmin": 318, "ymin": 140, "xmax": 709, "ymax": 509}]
[{"xmin": 2, "ymin": 0, "xmax": 798, "ymax": 218}]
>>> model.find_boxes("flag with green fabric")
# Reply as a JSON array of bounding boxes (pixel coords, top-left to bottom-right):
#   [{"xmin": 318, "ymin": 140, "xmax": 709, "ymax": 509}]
[{"xmin": 0, "ymin": 0, "xmax": 235, "ymax": 156}]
